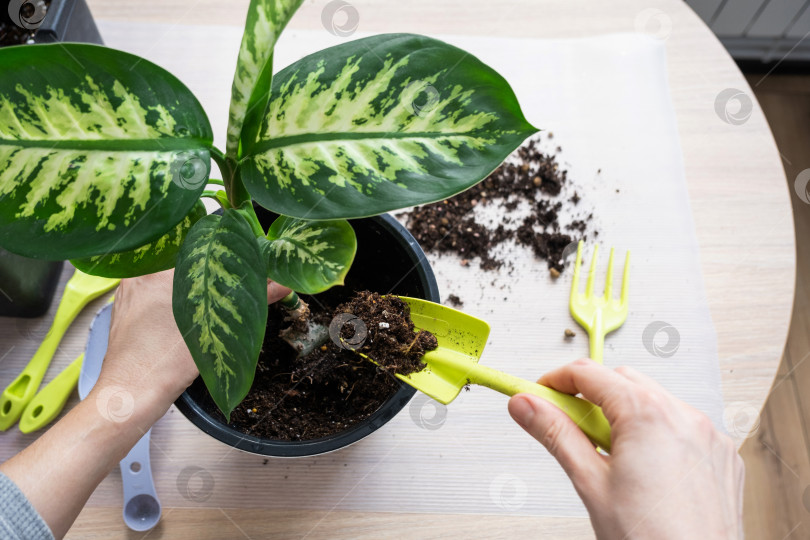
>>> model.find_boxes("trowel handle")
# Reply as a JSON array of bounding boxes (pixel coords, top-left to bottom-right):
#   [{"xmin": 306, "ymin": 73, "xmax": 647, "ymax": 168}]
[
  {"xmin": 0, "ymin": 285, "xmax": 85, "ymax": 431},
  {"xmin": 19, "ymin": 354, "xmax": 83, "ymax": 434},
  {"xmin": 468, "ymin": 363, "xmax": 612, "ymax": 452}
]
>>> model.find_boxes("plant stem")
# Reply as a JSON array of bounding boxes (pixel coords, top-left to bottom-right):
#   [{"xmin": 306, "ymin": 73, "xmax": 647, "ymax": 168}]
[
  {"xmin": 279, "ymin": 291, "xmax": 301, "ymax": 309},
  {"xmin": 206, "ymin": 179, "xmax": 225, "ymax": 186},
  {"xmin": 199, "ymin": 190, "xmax": 231, "ymax": 209},
  {"xmin": 210, "ymin": 147, "xmax": 251, "ymax": 208},
  {"xmin": 235, "ymin": 202, "xmax": 265, "ymax": 237},
  {"xmin": 210, "ymin": 147, "xmax": 232, "ymax": 186},
  {"xmin": 216, "ymin": 191, "xmax": 232, "ymax": 209}
]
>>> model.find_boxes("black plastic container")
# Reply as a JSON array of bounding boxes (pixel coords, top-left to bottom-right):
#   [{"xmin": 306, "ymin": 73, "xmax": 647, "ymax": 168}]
[
  {"xmin": 32, "ymin": 0, "xmax": 102, "ymax": 44},
  {"xmin": 175, "ymin": 213, "xmax": 440, "ymax": 457},
  {"xmin": 0, "ymin": 250, "xmax": 65, "ymax": 317},
  {"xmin": 0, "ymin": 0, "xmax": 102, "ymax": 318}
]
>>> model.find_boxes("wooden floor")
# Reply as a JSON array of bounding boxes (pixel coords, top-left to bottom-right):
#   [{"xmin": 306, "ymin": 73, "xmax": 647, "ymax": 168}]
[{"xmin": 741, "ymin": 73, "xmax": 810, "ymax": 539}]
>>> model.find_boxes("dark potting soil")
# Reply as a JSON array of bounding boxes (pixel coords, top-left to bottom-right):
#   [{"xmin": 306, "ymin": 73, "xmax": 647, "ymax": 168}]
[
  {"xmin": 404, "ymin": 135, "xmax": 598, "ymax": 274},
  {"xmin": 0, "ymin": 1, "xmax": 51, "ymax": 47},
  {"xmin": 334, "ymin": 291, "xmax": 437, "ymax": 375},
  {"xmin": 214, "ymin": 291, "xmax": 435, "ymax": 442}
]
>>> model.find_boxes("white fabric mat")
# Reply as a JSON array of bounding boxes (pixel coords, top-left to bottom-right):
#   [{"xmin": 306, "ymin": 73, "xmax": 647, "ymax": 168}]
[{"xmin": 93, "ymin": 22, "xmax": 724, "ymax": 517}]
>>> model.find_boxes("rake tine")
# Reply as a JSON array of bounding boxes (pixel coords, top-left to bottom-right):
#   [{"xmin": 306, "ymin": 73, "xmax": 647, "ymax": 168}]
[
  {"xmin": 571, "ymin": 241, "xmax": 583, "ymax": 297},
  {"xmin": 586, "ymin": 244, "xmax": 599, "ymax": 297},
  {"xmin": 620, "ymin": 251, "xmax": 630, "ymax": 306},
  {"xmin": 604, "ymin": 247, "xmax": 615, "ymax": 301}
]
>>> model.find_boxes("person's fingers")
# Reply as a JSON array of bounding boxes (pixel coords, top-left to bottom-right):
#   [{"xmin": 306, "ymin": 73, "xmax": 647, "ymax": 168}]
[
  {"xmin": 615, "ymin": 365, "xmax": 667, "ymax": 393},
  {"xmin": 267, "ymin": 281, "xmax": 292, "ymax": 304},
  {"xmin": 509, "ymin": 394, "xmax": 606, "ymax": 490},
  {"xmin": 537, "ymin": 359, "xmax": 634, "ymax": 423}
]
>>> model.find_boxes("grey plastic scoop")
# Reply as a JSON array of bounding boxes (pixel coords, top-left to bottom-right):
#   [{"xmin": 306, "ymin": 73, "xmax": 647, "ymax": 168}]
[{"xmin": 79, "ymin": 302, "xmax": 161, "ymax": 532}]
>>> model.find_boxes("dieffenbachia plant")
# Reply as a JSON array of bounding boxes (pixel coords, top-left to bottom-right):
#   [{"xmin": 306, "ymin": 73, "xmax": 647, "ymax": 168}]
[{"xmin": 0, "ymin": 0, "xmax": 536, "ymax": 419}]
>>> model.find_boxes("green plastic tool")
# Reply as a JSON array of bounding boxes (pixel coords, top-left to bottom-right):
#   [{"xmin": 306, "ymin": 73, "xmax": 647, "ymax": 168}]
[
  {"xmin": 569, "ymin": 241, "xmax": 630, "ymax": 363},
  {"xmin": 0, "ymin": 269, "xmax": 119, "ymax": 431},
  {"xmin": 18, "ymin": 354, "xmax": 83, "ymax": 434},
  {"xmin": 360, "ymin": 297, "xmax": 613, "ymax": 452}
]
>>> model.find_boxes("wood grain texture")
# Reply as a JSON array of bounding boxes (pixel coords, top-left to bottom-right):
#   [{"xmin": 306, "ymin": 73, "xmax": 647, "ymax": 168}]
[
  {"xmin": 0, "ymin": 0, "xmax": 795, "ymax": 537},
  {"xmin": 740, "ymin": 75, "xmax": 810, "ymax": 540},
  {"xmin": 65, "ymin": 507, "xmax": 596, "ymax": 539}
]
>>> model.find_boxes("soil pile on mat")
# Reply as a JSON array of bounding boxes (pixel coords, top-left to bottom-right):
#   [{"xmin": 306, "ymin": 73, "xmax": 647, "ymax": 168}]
[{"xmin": 404, "ymin": 135, "xmax": 598, "ymax": 273}]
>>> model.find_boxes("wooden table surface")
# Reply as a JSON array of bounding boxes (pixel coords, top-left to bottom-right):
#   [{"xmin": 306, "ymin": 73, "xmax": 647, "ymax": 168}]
[{"xmin": 2, "ymin": 0, "xmax": 795, "ymax": 538}]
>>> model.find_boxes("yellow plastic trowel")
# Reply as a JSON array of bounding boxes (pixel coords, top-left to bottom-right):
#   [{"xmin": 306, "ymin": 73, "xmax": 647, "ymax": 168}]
[{"xmin": 360, "ymin": 297, "xmax": 613, "ymax": 452}]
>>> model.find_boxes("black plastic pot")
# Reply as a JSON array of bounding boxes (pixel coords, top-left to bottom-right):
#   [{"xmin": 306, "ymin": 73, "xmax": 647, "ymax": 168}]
[
  {"xmin": 0, "ymin": 0, "xmax": 102, "ymax": 318},
  {"xmin": 175, "ymin": 212, "xmax": 440, "ymax": 457}
]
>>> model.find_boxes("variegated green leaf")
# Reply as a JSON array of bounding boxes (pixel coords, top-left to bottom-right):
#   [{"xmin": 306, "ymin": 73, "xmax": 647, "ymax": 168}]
[
  {"xmin": 0, "ymin": 43, "xmax": 213, "ymax": 260},
  {"xmin": 227, "ymin": 0, "xmax": 304, "ymax": 157},
  {"xmin": 240, "ymin": 33, "xmax": 537, "ymax": 219},
  {"xmin": 172, "ymin": 209, "xmax": 267, "ymax": 420},
  {"xmin": 259, "ymin": 216, "xmax": 356, "ymax": 294},
  {"xmin": 70, "ymin": 200, "xmax": 207, "ymax": 278}
]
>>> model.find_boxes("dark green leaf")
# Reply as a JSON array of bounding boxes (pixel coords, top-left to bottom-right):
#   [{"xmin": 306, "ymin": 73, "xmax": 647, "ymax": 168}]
[
  {"xmin": 260, "ymin": 216, "xmax": 356, "ymax": 294},
  {"xmin": 172, "ymin": 209, "xmax": 267, "ymax": 420},
  {"xmin": 227, "ymin": 0, "xmax": 304, "ymax": 158},
  {"xmin": 240, "ymin": 33, "xmax": 537, "ymax": 219},
  {"xmin": 0, "ymin": 43, "xmax": 213, "ymax": 259},
  {"xmin": 70, "ymin": 201, "xmax": 207, "ymax": 278}
]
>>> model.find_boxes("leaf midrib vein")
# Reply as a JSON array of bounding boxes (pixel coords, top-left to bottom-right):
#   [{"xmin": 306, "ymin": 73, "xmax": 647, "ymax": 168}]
[
  {"xmin": 246, "ymin": 130, "xmax": 487, "ymax": 155},
  {"xmin": 0, "ymin": 138, "xmax": 211, "ymax": 152},
  {"xmin": 200, "ymin": 224, "xmax": 234, "ymax": 381}
]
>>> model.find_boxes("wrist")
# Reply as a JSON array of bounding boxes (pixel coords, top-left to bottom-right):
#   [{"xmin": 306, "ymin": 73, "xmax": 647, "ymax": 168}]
[
  {"xmin": 85, "ymin": 379, "xmax": 171, "ymax": 439},
  {"xmin": 97, "ymin": 346, "xmax": 196, "ymax": 415},
  {"xmin": 50, "ymin": 389, "xmax": 166, "ymax": 474}
]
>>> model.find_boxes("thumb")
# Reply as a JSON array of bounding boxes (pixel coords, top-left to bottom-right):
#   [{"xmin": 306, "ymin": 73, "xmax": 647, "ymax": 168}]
[
  {"xmin": 509, "ymin": 393, "xmax": 605, "ymax": 485},
  {"xmin": 267, "ymin": 281, "xmax": 292, "ymax": 304}
]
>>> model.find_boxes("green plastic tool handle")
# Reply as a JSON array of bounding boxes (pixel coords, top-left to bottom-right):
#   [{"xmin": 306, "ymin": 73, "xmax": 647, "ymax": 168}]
[
  {"xmin": 0, "ymin": 273, "xmax": 117, "ymax": 431},
  {"xmin": 466, "ymin": 362, "xmax": 611, "ymax": 452},
  {"xmin": 588, "ymin": 310, "xmax": 605, "ymax": 363},
  {"xmin": 19, "ymin": 354, "xmax": 83, "ymax": 434},
  {"xmin": 0, "ymin": 286, "xmax": 87, "ymax": 431}
]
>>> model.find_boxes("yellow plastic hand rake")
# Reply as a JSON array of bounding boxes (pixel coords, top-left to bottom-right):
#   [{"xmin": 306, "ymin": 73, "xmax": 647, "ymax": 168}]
[
  {"xmin": 569, "ymin": 242, "xmax": 629, "ymax": 363},
  {"xmin": 356, "ymin": 297, "xmax": 613, "ymax": 452}
]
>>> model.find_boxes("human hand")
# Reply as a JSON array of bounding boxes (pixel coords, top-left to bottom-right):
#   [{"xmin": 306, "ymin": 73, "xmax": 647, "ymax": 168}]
[
  {"xmin": 97, "ymin": 270, "xmax": 291, "ymax": 412},
  {"xmin": 508, "ymin": 359, "xmax": 743, "ymax": 540},
  {"xmin": 0, "ymin": 271, "xmax": 290, "ymax": 539}
]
